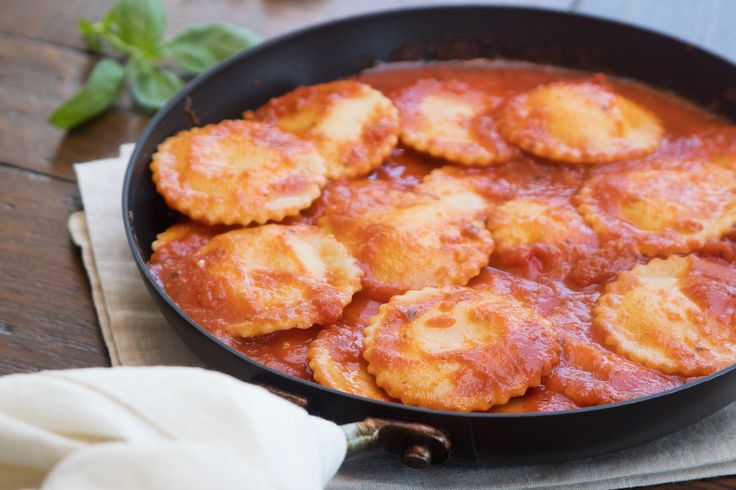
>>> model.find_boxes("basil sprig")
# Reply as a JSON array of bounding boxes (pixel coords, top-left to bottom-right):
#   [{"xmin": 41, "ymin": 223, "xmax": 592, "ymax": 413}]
[{"xmin": 50, "ymin": 0, "xmax": 260, "ymax": 129}]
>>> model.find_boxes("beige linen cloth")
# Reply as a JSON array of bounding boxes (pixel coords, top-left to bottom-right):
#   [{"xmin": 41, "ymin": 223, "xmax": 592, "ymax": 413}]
[{"xmin": 68, "ymin": 144, "xmax": 736, "ymax": 489}]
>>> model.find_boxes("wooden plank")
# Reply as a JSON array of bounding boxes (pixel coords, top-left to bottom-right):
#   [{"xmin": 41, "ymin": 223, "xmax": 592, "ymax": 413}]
[
  {"xmin": 0, "ymin": 31, "xmax": 149, "ymax": 180},
  {"xmin": 0, "ymin": 0, "xmax": 573, "ymax": 180},
  {"xmin": 574, "ymin": 0, "xmax": 736, "ymax": 62},
  {"xmin": 0, "ymin": 164, "xmax": 109, "ymax": 374},
  {"xmin": 0, "ymin": 0, "xmax": 574, "ymax": 51}
]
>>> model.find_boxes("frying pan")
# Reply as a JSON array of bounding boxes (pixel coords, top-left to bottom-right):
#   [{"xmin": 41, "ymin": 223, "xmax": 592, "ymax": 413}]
[{"xmin": 122, "ymin": 5, "xmax": 736, "ymax": 467}]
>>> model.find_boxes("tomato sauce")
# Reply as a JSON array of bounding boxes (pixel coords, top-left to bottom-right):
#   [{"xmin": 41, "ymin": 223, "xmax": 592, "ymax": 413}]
[{"xmin": 150, "ymin": 60, "xmax": 736, "ymax": 408}]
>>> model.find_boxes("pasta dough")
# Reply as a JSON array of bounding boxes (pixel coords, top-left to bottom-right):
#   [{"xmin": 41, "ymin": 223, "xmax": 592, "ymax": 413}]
[
  {"xmin": 577, "ymin": 159, "xmax": 736, "ymax": 256},
  {"xmin": 317, "ymin": 181, "xmax": 494, "ymax": 300},
  {"xmin": 159, "ymin": 224, "xmax": 362, "ymax": 338},
  {"xmin": 394, "ymin": 78, "xmax": 514, "ymax": 165},
  {"xmin": 487, "ymin": 197, "xmax": 599, "ymax": 279},
  {"xmin": 308, "ymin": 295, "xmax": 392, "ymax": 401},
  {"xmin": 594, "ymin": 255, "xmax": 736, "ymax": 377},
  {"xmin": 363, "ymin": 286, "xmax": 559, "ymax": 411},
  {"xmin": 500, "ymin": 81, "xmax": 662, "ymax": 163},
  {"xmin": 251, "ymin": 80, "xmax": 399, "ymax": 179},
  {"xmin": 151, "ymin": 120, "xmax": 327, "ymax": 225}
]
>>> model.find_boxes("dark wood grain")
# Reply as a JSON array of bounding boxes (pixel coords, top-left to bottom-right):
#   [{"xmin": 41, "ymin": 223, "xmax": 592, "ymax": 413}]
[
  {"xmin": 0, "ymin": 0, "xmax": 733, "ymax": 487},
  {"xmin": 0, "ymin": 31, "xmax": 150, "ymax": 180},
  {"xmin": 0, "ymin": 0, "xmax": 574, "ymax": 51},
  {"xmin": 0, "ymin": 164, "xmax": 109, "ymax": 374}
]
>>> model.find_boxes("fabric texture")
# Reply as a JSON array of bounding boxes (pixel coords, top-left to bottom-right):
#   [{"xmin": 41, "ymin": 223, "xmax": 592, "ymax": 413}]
[
  {"xmin": 70, "ymin": 145, "xmax": 736, "ymax": 489},
  {"xmin": 0, "ymin": 367, "xmax": 346, "ymax": 490}
]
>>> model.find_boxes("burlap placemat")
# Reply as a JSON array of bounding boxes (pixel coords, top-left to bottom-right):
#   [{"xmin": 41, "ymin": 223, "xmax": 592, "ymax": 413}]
[{"xmin": 69, "ymin": 145, "xmax": 736, "ymax": 489}]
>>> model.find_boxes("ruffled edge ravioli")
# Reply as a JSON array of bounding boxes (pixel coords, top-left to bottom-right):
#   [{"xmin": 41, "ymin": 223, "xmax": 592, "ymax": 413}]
[
  {"xmin": 593, "ymin": 255, "xmax": 736, "ymax": 377},
  {"xmin": 500, "ymin": 81, "xmax": 663, "ymax": 164},
  {"xmin": 151, "ymin": 120, "xmax": 327, "ymax": 226},
  {"xmin": 487, "ymin": 196, "xmax": 599, "ymax": 279},
  {"xmin": 363, "ymin": 287, "xmax": 559, "ymax": 412},
  {"xmin": 251, "ymin": 80, "xmax": 399, "ymax": 179},
  {"xmin": 317, "ymin": 181, "xmax": 494, "ymax": 300},
  {"xmin": 394, "ymin": 78, "xmax": 514, "ymax": 166},
  {"xmin": 174, "ymin": 224, "xmax": 363, "ymax": 337},
  {"xmin": 577, "ymin": 159, "xmax": 736, "ymax": 256},
  {"xmin": 308, "ymin": 297, "xmax": 393, "ymax": 402}
]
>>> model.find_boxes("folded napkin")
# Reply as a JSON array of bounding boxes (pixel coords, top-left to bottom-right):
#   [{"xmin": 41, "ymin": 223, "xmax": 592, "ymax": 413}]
[
  {"xmin": 70, "ymin": 145, "xmax": 736, "ymax": 489},
  {"xmin": 0, "ymin": 367, "xmax": 345, "ymax": 490}
]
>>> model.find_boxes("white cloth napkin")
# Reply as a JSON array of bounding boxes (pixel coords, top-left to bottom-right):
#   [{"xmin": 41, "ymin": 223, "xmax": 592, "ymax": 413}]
[
  {"xmin": 68, "ymin": 145, "xmax": 736, "ymax": 489},
  {"xmin": 0, "ymin": 367, "xmax": 345, "ymax": 490}
]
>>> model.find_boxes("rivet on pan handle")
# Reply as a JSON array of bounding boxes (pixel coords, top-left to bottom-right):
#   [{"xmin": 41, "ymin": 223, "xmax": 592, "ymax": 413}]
[{"xmin": 342, "ymin": 417, "xmax": 451, "ymax": 468}]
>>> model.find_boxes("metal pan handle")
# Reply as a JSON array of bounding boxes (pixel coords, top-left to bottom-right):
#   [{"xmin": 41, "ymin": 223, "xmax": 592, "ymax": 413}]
[
  {"xmin": 342, "ymin": 417, "xmax": 451, "ymax": 468},
  {"xmin": 256, "ymin": 383, "xmax": 451, "ymax": 468}
]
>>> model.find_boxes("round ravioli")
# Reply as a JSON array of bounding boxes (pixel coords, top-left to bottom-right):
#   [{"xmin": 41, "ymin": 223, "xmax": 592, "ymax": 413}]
[
  {"xmin": 417, "ymin": 157, "xmax": 584, "ymax": 210},
  {"xmin": 317, "ymin": 181, "xmax": 494, "ymax": 300},
  {"xmin": 149, "ymin": 221, "xmax": 231, "ymax": 269},
  {"xmin": 500, "ymin": 81, "xmax": 663, "ymax": 163},
  {"xmin": 363, "ymin": 287, "xmax": 560, "ymax": 411},
  {"xmin": 252, "ymin": 80, "xmax": 399, "ymax": 179},
  {"xmin": 487, "ymin": 197, "xmax": 599, "ymax": 279},
  {"xmin": 546, "ymin": 336, "xmax": 683, "ymax": 406},
  {"xmin": 577, "ymin": 160, "xmax": 736, "ymax": 256},
  {"xmin": 593, "ymin": 255, "xmax": 736, "ymax": 377},
  {"xmin": 151, "ymin": 120, "xmax": 327, "ymax": 225},
  {"xmin": 308, "ymin": 295, "xmax": 392, "ymax": 401},
  {"xmin": 394, "ymin": 78, "xmax": 514, "ymax": 166},
  {"xmin": 415, "ymin": 165, "xmax": 508, "ymax": 218},
  {"xmin": 162, "ymin": 224, "xmax": 362, "ymax": 338}
]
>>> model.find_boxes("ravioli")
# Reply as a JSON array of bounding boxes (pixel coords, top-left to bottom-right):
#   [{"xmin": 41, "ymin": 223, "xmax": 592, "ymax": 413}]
[
  {"xmin": 577, "ymin": 159, "xmax": 736, "ymax": 256},
  {"xmin": 594, "ymin": 255, "xmax": 736, "ymax": 377},
  {"xmin": 417, "ymin": 157, "xmax": 584, "ymax": 213},
  {"xmin": 151, "ymin": 120, "xmax": 327, "ymax": 225},
  {"xmin": 251, "ymin": 80, "xmax": 399, "ymax": 179},
  {"xmin": 546, "ymin": 336, "xmax": 683, "ymax": 406},
  {"xmin": 363, "ymin": 286, "xmax": 560, "ymax": 411},
  {"xmin": 159, "ymin": 224, "xmax": 362, "ymax": 338},
  {"xmin": 317, "ymin": 180, "xmax": 494, "ymax": 300},
  {"xmin": 308, "ymin": 295, "xmax": 392, "ymax": 401},
  {"xmin": 487, "ymin": 197, "xmax": 599, "ymax": 280},
  {"xmin": 500, "ymin": 81, "xmax": 663, "ymax": 164},
  {"xmin": 394, "ymin": 78, "xmax": 514, "ymax": 166},
  {"xmin": 148, "ymin": 221, "xmax": 236, "ymax": 292}
]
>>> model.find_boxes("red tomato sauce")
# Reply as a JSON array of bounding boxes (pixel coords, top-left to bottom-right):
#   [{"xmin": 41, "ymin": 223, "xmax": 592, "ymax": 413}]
[{"xmin": 150, "ymin": 60, "xmax": 735, "ymax": 407}]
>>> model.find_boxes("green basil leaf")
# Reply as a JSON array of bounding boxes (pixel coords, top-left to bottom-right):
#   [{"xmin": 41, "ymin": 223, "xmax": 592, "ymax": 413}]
[
  {"xmin": 108, "ymin": 0, "xmax": 165, "ymax": 50},
  {"xmin": 130, "ymin": 62, "xmax": 183, "ymax": 109},
  {"xmin": 166, "ymin": 23, "xmax": 260, "ymax": 73},
  {"xmin": 49, "ymin": 59, "xmax": 126, "ymax": 129},
  {"xmin": 79, "ymin": 18, "xmax": 103, "ymax": 53}
]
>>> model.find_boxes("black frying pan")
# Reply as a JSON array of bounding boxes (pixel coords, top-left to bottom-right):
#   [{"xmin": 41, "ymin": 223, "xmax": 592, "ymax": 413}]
[{"xmin": 123, "ymin": 5, "xmax": 736, "ymax": 467}]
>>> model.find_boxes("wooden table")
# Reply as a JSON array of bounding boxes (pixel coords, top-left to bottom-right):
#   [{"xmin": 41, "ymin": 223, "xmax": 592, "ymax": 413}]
[{"xmin": 0, "ymin": 1, "xmax": 734, "ymax": 487}]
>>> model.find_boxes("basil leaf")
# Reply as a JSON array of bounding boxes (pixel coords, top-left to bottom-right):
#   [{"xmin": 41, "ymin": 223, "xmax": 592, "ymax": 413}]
[
  {"xmin": 167, "ymin": 23, "xmax": 260, "ymax": 73},
  {"xmin": 108, "ymin": 0, "xmax": 165, "ymax": 50},
  {"xmin": 130, "ymin": 62, "xmax": 183, "ymax": 109},
  {"xmin": 79, "ymin": 18, "xmax": 103, "ymax": 53},
  {"xmin": 49, "ymin": 59, "xmax": 126, "ymax": 129}
]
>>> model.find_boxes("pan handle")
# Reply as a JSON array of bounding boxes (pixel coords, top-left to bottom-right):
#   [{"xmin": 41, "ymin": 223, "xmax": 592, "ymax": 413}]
[
  {"xmin": 255, "ymin": 382, "xmax": 451, "ymax": 468},
  {"xmin": 341, "ymin": 417, "xmax": 451, "ymax": 468}
]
